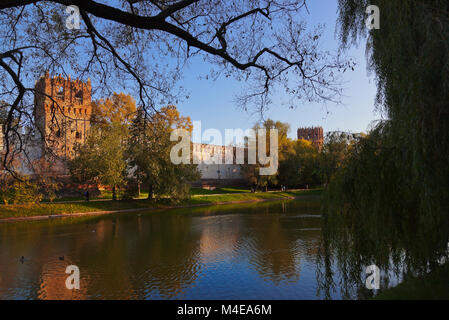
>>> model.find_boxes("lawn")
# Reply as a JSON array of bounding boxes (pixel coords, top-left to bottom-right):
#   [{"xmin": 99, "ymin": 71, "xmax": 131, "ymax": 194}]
[
  {"xmin": 39, "ymin": 187, "xmax": 252, "ymax": 202},
  {"xmin": 190, "ymin": 187, "xmax": 252, "ymax": 195},
  {"xmin": 0, "ymin": 189, "xmax": 322, "ymax": 219}
]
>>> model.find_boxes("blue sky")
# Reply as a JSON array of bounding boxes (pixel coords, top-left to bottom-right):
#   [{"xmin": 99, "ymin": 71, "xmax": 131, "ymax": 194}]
[
  {"xmin": 19, "ymin": 1, "xmax": 379, "ymax": 141},
  {"xmin": 175, "ymin": 0, "xmax": 380, "ymax": 141}
]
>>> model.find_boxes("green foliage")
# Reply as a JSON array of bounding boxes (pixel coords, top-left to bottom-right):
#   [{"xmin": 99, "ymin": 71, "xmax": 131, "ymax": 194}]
[
  {"xmin": 319, "ymin": 0, "xmax": 449, "ymax": 298},
  {"xmin": 32, "ymin": 159, "xmax": 62, "ymax": 202},
  {"xmin": 69, "ymin": 102, "xmax": 199, "ymax": 203},
  {"xmin": 242, "ymin": 119, "xmax": 323, "ymax": 190},
  {"xmin": 0, "ymin": 177, "xmax": 41, "ymax": 205},
  {"xmin": 241, "ymin": 119, "xmax": 290, "ymax": 191},
  {"xmin": 319, "ymin": 131, "xmax": 358, "ymax": 184},
  {"xmin": 127, "ymin": 106, "xmax": 200, "ymax": 202},
  {"xmin": 373, "ymin": 263, "xmax": 449, "ymax": 300},
  {"xmin": 36, "ymin": 177, "xmax": 60, "ymax": 203},
  {"xmin": 278, "ymin": 139, "xmax": 320, "ymax": 187},
  {"xmin": 69, "ymin": 123, "xmax": 128, "ymax": 200},
  {"xmin": 0, "ymin": 189, "xmax": 322, "ymax": 219}
]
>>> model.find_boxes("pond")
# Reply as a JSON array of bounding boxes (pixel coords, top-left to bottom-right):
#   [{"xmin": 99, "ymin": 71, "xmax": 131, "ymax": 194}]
[{"xmin": 0, "ymin": 199, "xmax": 393, "ymax": 300}]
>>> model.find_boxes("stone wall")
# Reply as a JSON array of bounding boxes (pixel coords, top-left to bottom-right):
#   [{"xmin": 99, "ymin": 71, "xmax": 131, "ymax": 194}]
[
  {"xmin": 0, "ymin": 123, "xmax": 3, "ymax": 152},
  {"xmin": 34, "ymin": 72, "xmax": 92, "ymax": 160},
  {"xmin": 24, "ymin": 74, "xmax": 247, "ymax": 187},
  {"xmin": 192, "ymin": 143, "xmax": 246, "ymax": 186},
  {"xmin": 297, "ymin": 126, "xmax": 324, "ymax": 148}
]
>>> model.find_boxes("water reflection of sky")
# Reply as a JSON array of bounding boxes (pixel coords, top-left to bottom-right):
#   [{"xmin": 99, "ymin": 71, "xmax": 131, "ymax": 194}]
[{"xmin": 0, "ymin": 200, "xmax": 348, "ymax": 300}]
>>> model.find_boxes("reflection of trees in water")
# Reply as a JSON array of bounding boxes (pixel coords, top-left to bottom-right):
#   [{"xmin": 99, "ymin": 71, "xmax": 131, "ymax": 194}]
[
  {"xmin": 0, "ymin": 200, "xmax": 322, "ymax": 299},
  {"xmin": 198, "ymin": 215, "xmax": 242, "ymax": 262},
  {"xmin": 75, "ymin": 214, "xmax": 203, "ymax": 299},
  {"xmin": 246, "ymin": 214, "xmax": 300, "ymax": 284},
  {"xmin": 37, "ymin": 260, "xmax": 91, "ymax": 300},
  {"xmin": 244, "ymin": 201, "xmax": 321, "ymax": 285},
  {"xmin": 317, "ymin": 203, "xmax": 449, "ymax": 300},
  {"xmin": 317, "ymin": 0, "xmax": 449, "ymax": 301},
  {"xmin": 0, "ymin": 215, "xmax": 203, "ymax": 299},
  {"xmin": 0, "ymin": 220, "xmax": 99, "ymax": 299},
  {"xmin": 128, "ymin": 214, "xmax": 203, "ymax": 298}
]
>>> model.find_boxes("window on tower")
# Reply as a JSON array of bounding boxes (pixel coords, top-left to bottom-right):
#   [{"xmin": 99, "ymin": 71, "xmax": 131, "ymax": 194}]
[
  {"xmin": 56, "ymin": 86, "xmax": 64, "ymax": 100},
  {"xmin": 75, "ymin": 90, "xmax": 83, "ymax": 104}
]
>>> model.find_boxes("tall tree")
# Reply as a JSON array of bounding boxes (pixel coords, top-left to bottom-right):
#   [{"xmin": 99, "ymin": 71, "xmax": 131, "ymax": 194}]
[
  {"xmin": 128, "ymin": 105, "xmax": 199, "ymax": 201},
  {"xmin": 242, "ymin": 119, "xmax": 290, "ymax": 191},
  {"xmin": 318, "ymin": 0, "xmax": 449, "ymax": 298},
  {"xmin": 278, "ymin": 138, "xmax": 320, "ymax": 188},
  {"xmin": 69, "ymin": 123, "xmax": 128, "ymax": 200},
  {"xmin": 319, "ymin": 131, "xmax": 356, "ymax": 185},
  {"xmin": 0, "ymin": 0, "xmax": 354, "ymax": 174},
  {"xmin": 91, "ymin": 92, "xmax": 137, "ymax": 125}
]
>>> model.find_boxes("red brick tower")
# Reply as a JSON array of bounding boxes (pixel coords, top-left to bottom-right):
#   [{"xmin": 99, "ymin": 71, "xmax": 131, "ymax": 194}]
[
  {"xmin": 34, "ymin": 72, "xmax": 92, "ymax": 159},
  {"xmin": 297, "ymin": 127, "xmax": 324, "ymax": 148}
]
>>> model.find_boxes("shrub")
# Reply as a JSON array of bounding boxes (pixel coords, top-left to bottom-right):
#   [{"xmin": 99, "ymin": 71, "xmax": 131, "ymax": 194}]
[{"xmin": 3, "ymin": 178, "xmax": 42, "ymax": 205}]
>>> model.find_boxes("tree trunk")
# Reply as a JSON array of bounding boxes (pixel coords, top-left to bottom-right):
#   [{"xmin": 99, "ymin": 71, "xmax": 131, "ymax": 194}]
[
  {"xmin": 137, "ymin": 182, "xmax": 141, "ymax": 198},
  {"xmin": 112, "ymin": 186, "xmax": 117, "ymax": 201},
  {"xmin": 148, "ymin": 183, "xmax": 154, "ymax": 200}
]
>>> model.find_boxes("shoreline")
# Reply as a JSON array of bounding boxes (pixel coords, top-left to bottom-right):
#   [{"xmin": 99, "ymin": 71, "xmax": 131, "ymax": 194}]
[
  {"xmin": 0, "ymin": 192, "xmax": 321, "ymax": 223},
  {"xmin": 374, "ymin": 263, "xmax": 449, "ymax": 299}
]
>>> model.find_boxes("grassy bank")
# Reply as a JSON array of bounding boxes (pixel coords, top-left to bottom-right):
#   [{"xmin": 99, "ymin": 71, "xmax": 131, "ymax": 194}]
[
  {"xmin": 0, "ymin": 189, "xmax": 321, "ymax": 220},
  {"xmin": 40, "ymin": 187, "xmax": 253, "ymax": 202},
  {"xmin": 375, "ymin": 263, "xmax": 449, "ymax": 300}
]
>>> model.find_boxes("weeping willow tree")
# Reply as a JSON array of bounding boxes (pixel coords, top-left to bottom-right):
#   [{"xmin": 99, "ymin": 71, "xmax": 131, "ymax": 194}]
[{"xmin": 318, "ymin": 0, "xmax": 449, "ymax": 299}]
